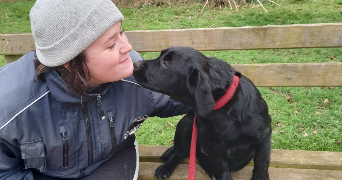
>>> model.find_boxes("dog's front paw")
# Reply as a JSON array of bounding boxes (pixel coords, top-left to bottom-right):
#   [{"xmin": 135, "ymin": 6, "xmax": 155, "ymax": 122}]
[{"xmin": 155, "ymin": 164, "xmax": 174, "ymax": 179}]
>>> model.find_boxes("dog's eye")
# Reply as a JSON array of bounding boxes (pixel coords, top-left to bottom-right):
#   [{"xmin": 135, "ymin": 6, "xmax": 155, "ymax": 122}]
[{"xmin": 161, "ymin": 60, "xmax": 168, "ymax": 68}]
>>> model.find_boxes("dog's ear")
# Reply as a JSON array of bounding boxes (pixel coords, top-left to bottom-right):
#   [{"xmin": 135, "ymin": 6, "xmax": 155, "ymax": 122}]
[{"xmin": 187, "ymin": 68, "xmax": 215, "ymax": 117}]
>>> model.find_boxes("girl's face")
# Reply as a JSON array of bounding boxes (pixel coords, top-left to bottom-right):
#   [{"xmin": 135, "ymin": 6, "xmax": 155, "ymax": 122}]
[{"xmin": 84, "ymin": 21, "xmax": 133, "ymax": 86}]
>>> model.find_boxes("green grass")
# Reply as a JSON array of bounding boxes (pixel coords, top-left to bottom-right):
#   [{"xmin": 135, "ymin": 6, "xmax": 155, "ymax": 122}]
[
  {"xmin": 0, "ymin": 56, "xmax": 4, "ymax": 67},
  {"xmin": 120, "ymin": 0, "xmax": 341, "ymax": 30},
  {"xmin": 260, "ymin": 86, "xmax": 342, "ymax": 151},
  {"xmin": 0, "ymin": 0, "xmax": 33, "ymax": 33},
  {"xmin": 1, "ymin": 0, "xmax": 341, "ymax": 151}
]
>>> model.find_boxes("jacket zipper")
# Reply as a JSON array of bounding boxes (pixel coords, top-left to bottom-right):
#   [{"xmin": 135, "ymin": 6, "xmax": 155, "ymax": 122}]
[
  {"xmin": 108, "ymin": 111, "xmax": 117, "ymax": 154},
  {"xmin": 82, "ymin": 104, "xmax": 93, "ymax": 166},
  {"xmin": 98, "ymin": 94, "xmax": 116, "ymax": 153},
  {"xmin": 97, "ymin": 94, "xmax": 105, "ymax": 120},
  {"xmin": 61, "ymin": 132, "xmax": 68, "ymax": 168},
  {"xmin": 80, "ymin": 94, "xmax": 108, "ymax": 177}
]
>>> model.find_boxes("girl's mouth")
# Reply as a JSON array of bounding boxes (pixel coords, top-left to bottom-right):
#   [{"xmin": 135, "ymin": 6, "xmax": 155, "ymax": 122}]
[{"xmin": 120, "ymin": 57, "xmax": 130, "ymax": 64}]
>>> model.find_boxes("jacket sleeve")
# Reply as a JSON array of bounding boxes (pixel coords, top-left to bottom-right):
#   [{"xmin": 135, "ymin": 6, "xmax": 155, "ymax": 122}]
[
  {"xmin": 129, "ymin": 49, "xmax": 143, "ymax": 62},
  {"xmin": 149, "ymin": 91, "xmax": 193, "ymax": 118},
  {"xmin": 0, "ymin": 139, "xmax": 35, "ymax": 180}
]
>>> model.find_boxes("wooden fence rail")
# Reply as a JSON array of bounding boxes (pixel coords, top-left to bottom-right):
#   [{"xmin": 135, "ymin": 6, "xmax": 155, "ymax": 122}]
[
  {"xmin": 1, "ymin": 23, "xmax": 342, "ymax": 54},
  {"xmin": 1, "ymin": 23, "xmax": 342, "ymax": 55}
]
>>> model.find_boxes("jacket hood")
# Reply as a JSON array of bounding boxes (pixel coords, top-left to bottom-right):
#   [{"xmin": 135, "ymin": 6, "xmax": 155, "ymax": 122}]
[
  {"xmin": 0, "ymin": 51, "xmax": 109, "ymax": 128},
  {"xmin": 0, "ymin": 52, "xmax": 48, "ymax": 128}
]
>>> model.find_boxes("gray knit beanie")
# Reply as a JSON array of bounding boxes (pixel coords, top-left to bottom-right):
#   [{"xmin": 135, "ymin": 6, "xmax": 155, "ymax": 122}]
[{"xmin": 30, "ymin": 0, "xmax": 124, "ymax": 67}]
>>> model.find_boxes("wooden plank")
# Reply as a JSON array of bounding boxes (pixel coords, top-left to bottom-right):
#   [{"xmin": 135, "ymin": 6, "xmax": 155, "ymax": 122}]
[
  {"xmin": 139, "ymin": 162, "xmax": 209, "ymax": 180},
  {"xmin": 138, "ymin": 163, "xmax": 342, "ymax": 180},
  {"xmin": 1, "ymin": 23, "xmax": 342, "ymax": 55},
  {"xmin": 127, "ymin": 23, "xmax": 342, "ymax": 52},
  {"xmin": 2, "ymin": 55, "xmax": 342, "ymax": 87},
  {"xmin": 138, "ymin": 145, "xmax": 342, "ymax": 171},
  {"xmin": 139, "ymin": 145, "xmax": 168, "ymax": 162},
  {"xmin": 32, "ymin": 161, "xmax": 342, "ymax": 180},
  {"xmin": 232, "ymin": 62, "xmax": 342, "ymax": 87},
  {"xmin": 270, "ymin": 149, "xmax": 342, "ymax": 170},
  {"xmin": 0, "ymin": 33, "xmax": 35, "ymax": 55}
]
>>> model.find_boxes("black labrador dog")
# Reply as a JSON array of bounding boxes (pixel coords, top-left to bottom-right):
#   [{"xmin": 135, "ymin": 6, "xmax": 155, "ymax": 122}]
[{"xmin": 133, "ymin": 47, "xmax": 272, "ymax": 180}]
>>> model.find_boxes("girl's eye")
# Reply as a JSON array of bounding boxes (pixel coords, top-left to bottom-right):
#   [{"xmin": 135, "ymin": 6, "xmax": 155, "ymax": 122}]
[
  {"xmin": 109, "ymin": 30, "xmax": 125, "ymax": 49},
  {"xmin": 109, "ymin": 42, "xmax": 116, "ymax": 49}
]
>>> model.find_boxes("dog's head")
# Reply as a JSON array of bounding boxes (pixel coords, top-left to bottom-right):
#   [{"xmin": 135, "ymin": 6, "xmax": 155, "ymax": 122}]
[{"xmin": 133, "ymin": 46, "xmax": 238, "ymax": 117}]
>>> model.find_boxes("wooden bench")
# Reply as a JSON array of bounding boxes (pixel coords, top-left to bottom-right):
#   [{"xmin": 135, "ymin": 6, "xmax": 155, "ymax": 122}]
[
  {"xmin": 1, "ymin": 23, "xmax": 342, "ymax": 179},
  {"xmin": 138, "ymin": 145, "xmax": 342, "ymax": 180}
]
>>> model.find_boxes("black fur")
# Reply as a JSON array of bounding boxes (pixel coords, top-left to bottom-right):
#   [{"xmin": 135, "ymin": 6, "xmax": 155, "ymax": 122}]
[{"xmin": 133, "ymin": 47, "xmax": 272, "ymax": 180}]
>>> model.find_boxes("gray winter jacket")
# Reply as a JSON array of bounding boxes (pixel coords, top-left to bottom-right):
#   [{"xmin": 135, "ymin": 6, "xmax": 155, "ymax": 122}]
[{"xmin": 0, "ymin": 50, "xmax": 190, "ymax": 179}]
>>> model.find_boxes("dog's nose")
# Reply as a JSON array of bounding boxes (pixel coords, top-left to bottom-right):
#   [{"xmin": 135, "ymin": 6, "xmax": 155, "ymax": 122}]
[{"xmin": 133, "ymin": 61, "xmax": 143, "ymax": 70}]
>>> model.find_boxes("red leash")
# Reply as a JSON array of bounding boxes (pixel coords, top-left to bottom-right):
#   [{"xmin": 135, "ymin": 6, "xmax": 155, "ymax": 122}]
[{"xmin": 188, "ymin": 75, "xmax": 239, "ymax": 180}]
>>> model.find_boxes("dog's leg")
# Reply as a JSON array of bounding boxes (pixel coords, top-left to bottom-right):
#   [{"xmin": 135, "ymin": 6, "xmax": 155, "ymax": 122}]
[
  {"xmin": 227, "ymin": 149, "xmax": 255, "ymax": 171},
  {"xmin": 251, "ymin": 133, "xmax": 271, "ymax": 180},
  {"xmin": 215, "ymin": 171, "xmax": 234, "ymax": 180},
  {"xmin": 199, "ymin": 144, "xmax": 233, "ymax": 180},
  {"xmin": 160, "ymin": 146, "xmax": 174, "ymax": 162},
  {"xmin": 155, "ymin": 152, "xmax": 186, "ymax": 179},
  {"xmin": 211, "ymin": 160, "xmax": 233, "ymax": 180},
  {"xmin": 197, "ymin": 153, "xmax": 214, "ymax": 178},
  {"xmin": 155, "ymin": 112, "xmax": 195, "ymax": 179}
]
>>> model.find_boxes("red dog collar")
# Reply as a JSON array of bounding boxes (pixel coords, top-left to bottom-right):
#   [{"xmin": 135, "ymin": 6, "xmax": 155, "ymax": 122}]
[{"xmin": 214, "ymin": 75, "xmax": 240, "ymax": 110}]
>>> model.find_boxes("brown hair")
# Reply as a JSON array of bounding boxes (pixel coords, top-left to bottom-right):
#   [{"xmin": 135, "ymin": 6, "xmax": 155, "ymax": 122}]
[{"xmin": 35, "ymin": 52, "xmax": 91, "ymax": 96}]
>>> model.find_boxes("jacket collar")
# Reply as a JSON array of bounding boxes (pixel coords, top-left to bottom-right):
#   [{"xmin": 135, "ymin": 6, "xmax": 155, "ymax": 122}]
[{"xmin": 45, "ymin": 70, "xmax": 109, "ymax": 104}]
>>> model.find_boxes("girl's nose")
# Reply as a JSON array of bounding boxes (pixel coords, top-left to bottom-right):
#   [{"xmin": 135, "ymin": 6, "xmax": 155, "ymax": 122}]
[{"xmin": 119, "ymin": 33, "xmax": 132, "ymax": 54}]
